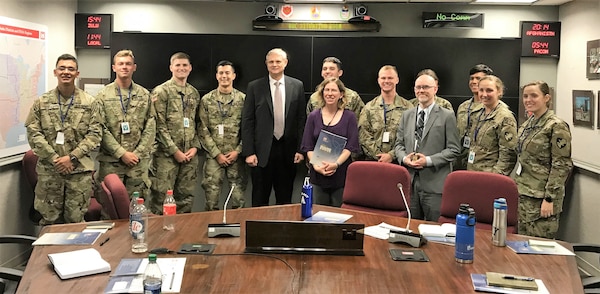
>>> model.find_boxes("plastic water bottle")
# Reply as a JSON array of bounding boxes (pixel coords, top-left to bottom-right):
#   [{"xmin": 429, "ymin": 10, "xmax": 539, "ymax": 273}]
[
  {"xmin": 163, "ymin": 190, "xmax": 176, "ymax": 231},
  {"xmin": 301, "ymin": 177, "xmax": 313, "ymax": 218},
  {"xmin": 143, "ymin": 253, "xmax": 162, "ymax": 294},
  {"xmin": 129, "ymin": 192, "xmax": 139, "ymax": 236},
  {"xmin": 455, "ymin": 203, "xmax": 476, "ymax": 264},
  {"xmin": 492, "ymin": 198, "xmax": 508, "ymax": 247},
  {"xmin": 131, "ymin": 197, "xmax": 148, "ymax": 253}
]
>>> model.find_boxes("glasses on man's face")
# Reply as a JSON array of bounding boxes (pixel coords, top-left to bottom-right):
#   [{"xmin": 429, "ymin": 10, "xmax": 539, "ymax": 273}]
[
  {"xmin": 56, "ymin": 66, "xmax": 77, "ymax": 73},
  {"xmin": 414, "ymin": 85, "xmax": 435, "ymax": 91}
]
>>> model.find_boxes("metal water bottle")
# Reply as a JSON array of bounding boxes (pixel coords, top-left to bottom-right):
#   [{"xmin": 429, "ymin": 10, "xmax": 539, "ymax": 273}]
[
  {"xmin": 492, "ymin": 198, "xmax": 508, "ymax": 247},
  {"xmin": 301, "ymin": 177, "xmax": 313, "ymax": 218},
  {"xmin": 455, "ymin": 204, "xmax": 476, "ymax": 264}
]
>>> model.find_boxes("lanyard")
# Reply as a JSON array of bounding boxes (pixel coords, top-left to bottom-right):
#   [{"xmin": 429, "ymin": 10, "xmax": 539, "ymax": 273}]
[
  {"xmin": 473, "ymin": 105, "xmax": 498, "ymax": 142},
  {"xmin": 217, "ymin": 92, "xmax": 233, "ymax": 118},
  {"xmin": 117, "ymin": 84, "xmax": 133, "ymax": 116},
  {"xmin": 517, "ymin": 110, "xmax": 547, "ymax": 153},
  {"xmin": 465, "ymin": 98, "xmax": 474, "ymax": 133},
  {"xmin": 381, "ymin": 97, "xmax": 388, "ymax": 128},
  {"xmin": 58, "ymin": 92, "xmax": 75, "ymax": 128},
  {"xmin": 179, "ymin": 90, "xmax": 188, "ymax": 114}
]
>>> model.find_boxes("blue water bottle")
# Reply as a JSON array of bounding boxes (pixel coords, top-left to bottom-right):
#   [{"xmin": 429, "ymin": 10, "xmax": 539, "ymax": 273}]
[
  {"xmin": 301, "ymin": 177, "xmax": 313, "ymax": 218},
  {"xmin": 455, "ymin": 203, "xmax": 476, "ymax": 264}
]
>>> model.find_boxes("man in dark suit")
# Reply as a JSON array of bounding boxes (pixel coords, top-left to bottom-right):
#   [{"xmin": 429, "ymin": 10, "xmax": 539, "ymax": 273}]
[
  {"xmin": 394, "ymin": 72, "xmax": 460, "ymax": 221},
  {"xmin": 242, "ymin": 48, "xmax": 306, "ymax": 206}
]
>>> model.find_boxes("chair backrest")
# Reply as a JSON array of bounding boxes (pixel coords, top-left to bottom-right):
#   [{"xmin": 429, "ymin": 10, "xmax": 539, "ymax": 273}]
[
  {"xmin": 341, "ymin": 161, "xmax": 411, "ymax": 217},
  {"xmin": 22, "ymin": 150, "xmax": 38, "ymax": 189},
  {"xmin": 99, "ymin": 174, "xmax": 130, "ymax": 220},
  {"xmin": 439, "ymin": 170, "xmax": 519, "ymax": 233}
]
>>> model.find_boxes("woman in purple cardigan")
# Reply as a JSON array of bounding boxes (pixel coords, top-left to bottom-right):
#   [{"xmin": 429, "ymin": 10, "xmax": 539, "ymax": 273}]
[{"xmin": 301, "ymin": 77, "xmax": 360, "ymax": 207}]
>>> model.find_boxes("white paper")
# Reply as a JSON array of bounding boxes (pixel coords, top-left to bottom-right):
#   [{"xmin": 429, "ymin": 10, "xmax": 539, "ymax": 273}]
[{"xmin": 364, "ymin": 222, "xmax": 411, "ymax": 240}]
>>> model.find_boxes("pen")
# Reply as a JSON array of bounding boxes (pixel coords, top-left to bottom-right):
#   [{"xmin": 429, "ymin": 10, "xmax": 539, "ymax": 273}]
[
  {"xmin": 503, "ymin": 275, "xmax": 534, "ymax": 281},
  {"xmin": 99, "ymin": 237, "xmax": 110, "ymax": 246},
  {"xmin": 169, "ymin": 271, "xmax": 175, "ymax": 289}
]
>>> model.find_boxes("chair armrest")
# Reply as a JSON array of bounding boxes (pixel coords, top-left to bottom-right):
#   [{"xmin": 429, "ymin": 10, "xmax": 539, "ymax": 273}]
[
  {"xmin": 0, "ymin": 235, "xmax": 36, "ymax": 245},
  {"xmin": 0, "ymin": 266, "xmax": 24, "ymax": 281},
  {"xmin": 573, "ymin": 243, "xmax": 600, "ymax": 254}
]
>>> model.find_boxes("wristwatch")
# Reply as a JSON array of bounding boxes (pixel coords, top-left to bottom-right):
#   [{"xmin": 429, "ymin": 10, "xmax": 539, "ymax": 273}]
[
  {"xmin": 543, "ymin": 196, "xmax": 553, "ymax": 203},
  {"xmin": 69, "ymin": 154, "xmax": 78, "ymax": 164}
]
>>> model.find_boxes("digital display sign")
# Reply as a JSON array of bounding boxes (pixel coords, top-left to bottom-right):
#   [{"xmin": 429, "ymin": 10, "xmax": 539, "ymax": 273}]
[
  {"xmin": 521, "ymin": 21, "xmax": 560, "ymax": 58},
  {"xmin": 75, "ymin": 14, "xmax": 112, "ymax": 49}
]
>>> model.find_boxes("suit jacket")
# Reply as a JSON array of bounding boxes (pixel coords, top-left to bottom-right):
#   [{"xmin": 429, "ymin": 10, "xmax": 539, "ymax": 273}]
[
  {"xmin": 241, "ymin": 75, "xmax": 306, "ymax": 167},
  {"xmin": 394, "ymin": 104, "xmax": 460, "ymax": 194}
]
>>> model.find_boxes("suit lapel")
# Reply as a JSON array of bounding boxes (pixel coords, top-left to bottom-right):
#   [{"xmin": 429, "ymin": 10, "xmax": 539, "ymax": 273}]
[
  {"xmin": 423, "ymin": 104, "xmax": 439, "ymax": 138},
  {"xmin": 284, "ymin": 75, "xmax": 292, "ymax": 118},
  {"xmin": 265, "ymin": 77, "xmax": 274, "ymax": 116},
  {"xmin": 406, "ymin": 109, "xmax": 417, "ymax": 152}
]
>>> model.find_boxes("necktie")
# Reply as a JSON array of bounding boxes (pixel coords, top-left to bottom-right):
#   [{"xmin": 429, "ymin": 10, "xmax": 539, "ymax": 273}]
[
  {"xmin": 416, "ymin": 110, "xmax": 425, "ymax": 142},
  {"xmin": 273, "ymin": 81, "xmax": 284, "ymax": 139}
]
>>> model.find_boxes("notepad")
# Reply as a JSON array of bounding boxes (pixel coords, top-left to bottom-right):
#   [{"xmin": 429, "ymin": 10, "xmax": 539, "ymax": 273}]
[
  {"xmin": 486, "ymin": 272, "xmax": 538, "ymax": 291},
  {"xmin": 33, "ymin": 232, "xmax": 102, "ymax": 245},
  {"xmin": 48, "ymin": 248, "xmax": 111, "ymax": 279},
  {"xmin": 471, "ymin": 273, "xmax": 549, "ymax": 294},
  {"xmin": 104, "ymin": 258, "xmax": 186, "ymax": 293}
]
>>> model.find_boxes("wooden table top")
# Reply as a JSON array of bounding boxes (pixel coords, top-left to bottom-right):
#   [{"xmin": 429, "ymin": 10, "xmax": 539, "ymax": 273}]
[{"xmin": 17, "ymin": 204, "xmax": 583, "ymax": 293}]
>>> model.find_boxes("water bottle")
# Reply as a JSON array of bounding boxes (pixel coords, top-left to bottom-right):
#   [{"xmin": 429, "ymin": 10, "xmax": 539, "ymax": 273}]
[
  {"xmin": 492, "ymin": 198, "xmax": 508, "ymax": 247},
  {"xmin": 143, "ymin": 253, "xmax": 162, "ymax": 294},
  {"xmin": 455, "ymin": 203, "xmax": 476, "ymax": 264},
  {"xmin": 162, "ymin": 189, "xmax": 176, "ymax": 231},
  {"xmin": 131, "ymin": 197, "xmax": 148, "ymax": 253},
  {"xmin": 129, "ymin": 192, "xmax": 139, "ymax": 236},
  {"xmin": 301, "ymin": 177, "xmax": 313, "ymax": 218}
]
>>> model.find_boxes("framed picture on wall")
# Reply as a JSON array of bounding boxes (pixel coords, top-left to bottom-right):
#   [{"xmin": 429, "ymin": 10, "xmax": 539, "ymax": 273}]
[
  {"xmin": 587, "ymin": 40, "xmax": 600, "ymax": 80},
  {"xmin": 572, "ymin": 90, "xmax": 594, "ymax": 129}
]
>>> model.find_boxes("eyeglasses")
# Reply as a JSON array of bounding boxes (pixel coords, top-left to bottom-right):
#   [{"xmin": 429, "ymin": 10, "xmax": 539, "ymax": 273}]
[
  {"xmin": 414, "ymin": 85, "xmax": 435, "ymax": 91},
  {"xmin": 56, "ymin": 66, "xmax": 77, "ymax": 72}
]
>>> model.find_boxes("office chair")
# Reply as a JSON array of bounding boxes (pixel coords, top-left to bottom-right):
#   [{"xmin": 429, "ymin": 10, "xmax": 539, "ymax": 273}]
[
  {"xmin": 572, "ymin": 244, "xmax": 600, "ymax": 293},
  {"xmin": 98, "ymin": 173, "xmax": 131, "ymax": 220},
  {"xmin": 0, "ymin": 234, "xmax": 37, "ymax": 293},
  {"xmin": 438, "ymin": 170, "xmax": 519, "ymax": 233},
  {"xmin": 22, "ymin": 150, "xmax": 101, "ymax": 223},
  {"xmin": 341, "ymin": 161, "xmax": 411, "ymax": 217}
]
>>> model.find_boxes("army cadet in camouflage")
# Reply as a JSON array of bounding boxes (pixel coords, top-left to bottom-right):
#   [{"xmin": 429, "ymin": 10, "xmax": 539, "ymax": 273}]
[
  {"xmin": 455, "ymin": 64, "xmax": 494, "ymax": 170},
  {"xmin": 25, "ymin": 54, "xmax": 102, "ymax": 225},
  {"xmin": 514, "ymin": 81, "xmax": 572, "ymax": 239},
  {"xmin": 408, "ymin": 69, "xmax": 454, "ymax": 112},
  {"xmin": 95, "ymin": 50, "xmax": 155, "ymax": 214},
  {"xmin": 466, "ymin": 76, "xmax": 517, "ymax": 175},
  {"xmin": 306, "ymin": 57, "xmax": 364, "ymax": 119},
  {"xmin": 358, "ymin": 65, "xmax": 413, "ymax": 163},
  {"xmin": 199, "ymin": 60, "xmax": 247, "ymax": 211},
  {"xmin": 149, "ymin": 52, "xmax": 201, "ymax": 214}
]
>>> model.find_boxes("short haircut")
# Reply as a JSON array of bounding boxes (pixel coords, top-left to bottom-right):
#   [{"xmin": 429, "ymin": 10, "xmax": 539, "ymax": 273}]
[
  {"xmin": 266, "ymin": 48, "xmax": 288, "ymax": 60},
  {"xmin": 170, "ymin": 52, "xmax": 191, "ymax": 64},
  {"xmin": 56, "ymin": 54, "xmax": 78, "ymax": 68},
  {"xmin": 315, "ymin": 77, "xmax": 347, "ymax": 109},
  {"xmin": 113, "ymin": 49, "xmax": 135, "ymax": 64},
  {"xmin": 216, "ymin": 60, "xmax": 235, "ymax": 72},
  {"xmin": 322, "ymin": 57, "xmax": 342, "ymax": 70},
  {"xmin": 469, "ymin": 64, "xmax": 493, "ymax": 76},
  {"xmin": 378, "ymin": 65, "xmax": 398, "ymax": 77},
  {"xmin": 416, "ymin": 68, "xmax": 439, "ymax": 83}
]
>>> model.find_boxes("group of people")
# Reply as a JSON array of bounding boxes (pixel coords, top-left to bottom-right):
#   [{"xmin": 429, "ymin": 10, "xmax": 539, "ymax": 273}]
[{"xmin": 26, "ymin": 48, "xmax": 571, "ymax": 240}]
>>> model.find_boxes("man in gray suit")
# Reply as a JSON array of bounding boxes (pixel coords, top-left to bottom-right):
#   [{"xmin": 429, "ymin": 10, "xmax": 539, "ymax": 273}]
[
  {"xmin": 242, "ymin": 48, "xmax": 306, "ymax": 207},
  {"xmin": 395, "ymin": 72, "xmax": 460, "ymax": 221}
]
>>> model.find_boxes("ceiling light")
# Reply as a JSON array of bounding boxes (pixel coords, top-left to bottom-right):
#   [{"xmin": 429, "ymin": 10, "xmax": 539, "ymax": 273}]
[{"xmin": 474, "ymin": 0, "xmax": 537, "ymax": 4}]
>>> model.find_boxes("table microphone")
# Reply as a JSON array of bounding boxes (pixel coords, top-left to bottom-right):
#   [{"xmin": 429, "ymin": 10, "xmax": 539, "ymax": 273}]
[
  {"xmin": 388, "ymin": 183, "xmax": 427, "ymax": 248},
  {"xmin": 208, "ymin": 184, "xmax": 241, "ymax": 237}
]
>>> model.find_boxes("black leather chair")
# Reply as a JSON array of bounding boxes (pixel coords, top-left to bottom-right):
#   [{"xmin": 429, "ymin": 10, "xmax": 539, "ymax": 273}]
[
  {"xmin": 573, "ymin": 243, "xmax": 600, "ymax": 293},
  {"xmin": 0, "ymin": 235, "xmax": 37, "ymax": 292}
]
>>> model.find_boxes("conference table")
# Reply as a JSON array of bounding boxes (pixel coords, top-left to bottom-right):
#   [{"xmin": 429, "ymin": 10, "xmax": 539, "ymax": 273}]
[{"xmin": 17, "ymin": 204, "xmax": 583, "ymax": 293}]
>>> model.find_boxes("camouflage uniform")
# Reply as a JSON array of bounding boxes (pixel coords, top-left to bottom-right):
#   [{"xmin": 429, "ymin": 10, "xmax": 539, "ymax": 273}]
[
  {"xmin": 95, "ymin": 82, "xmax": 155, "ymax": 217},
  {"xmin": 150, "ymin": 78, "xmax": 201, "ymax": 214},
  {"xmin": 409, "ymin": 96, "xmax": 453, "ymax": 112},
  {"xmin": 25, "ymin": 87, "xmax": 102, "ymax": 225},
  {"xmin": 514, "ymin": 110, "xmax": 572, "ymax": 239},
  {"xmin": 358, "ymin": 94, "xmax": 413, "ymax": 161},
  {"xmin": 198, "ymin": 89, "xmax": 247, "ymax": 211},
  {"xmin": 466, "ymin": 105, "xmax": 517, "ymax": 175},
  {"xmin": 306, "ymin": 87, "xmax": 364, "ymax": 119}
]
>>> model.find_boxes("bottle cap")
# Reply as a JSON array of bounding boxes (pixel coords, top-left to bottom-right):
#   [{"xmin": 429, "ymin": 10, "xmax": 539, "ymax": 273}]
[
  {"xmin": 133, "ymin": 191, "xmax": 140, "ymax": 197},
  {"xmin": 137, "ymin": 198, "xmax": 144, "ymax": 204},
  {"xmin": 167, "ymin": 190, "xmax": 174, "ymax": 195},
  {"xmin": 148, "ymin": 253, "xmax": 157, "ymax": 262}
]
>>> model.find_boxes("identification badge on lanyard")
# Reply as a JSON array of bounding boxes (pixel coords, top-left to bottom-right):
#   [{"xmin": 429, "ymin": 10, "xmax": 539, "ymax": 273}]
[
  {"xmin": 121, "ymin": 122, "xmax": 131, "ymax": 134},
  {"xmin": 467, "ymin": 151, "xmax": 475, "ymax": 164},
  {"xmin": 382, "ymin": 131, "xmax": 390, "ymax": 143},
  {"xmin": 462, "ymin": 136, "xmax": 471, "ymax": 148},
  {"xmin": 217, "ymin": 124, "xmax": 224, "ymax": 136},
  {"xmin": 56, "ymin": 132, "xmax": 65, "ymax": 145},
  {"xmin": 183, "ymin": 117, "xmax": 190, "ymax": 128}
]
